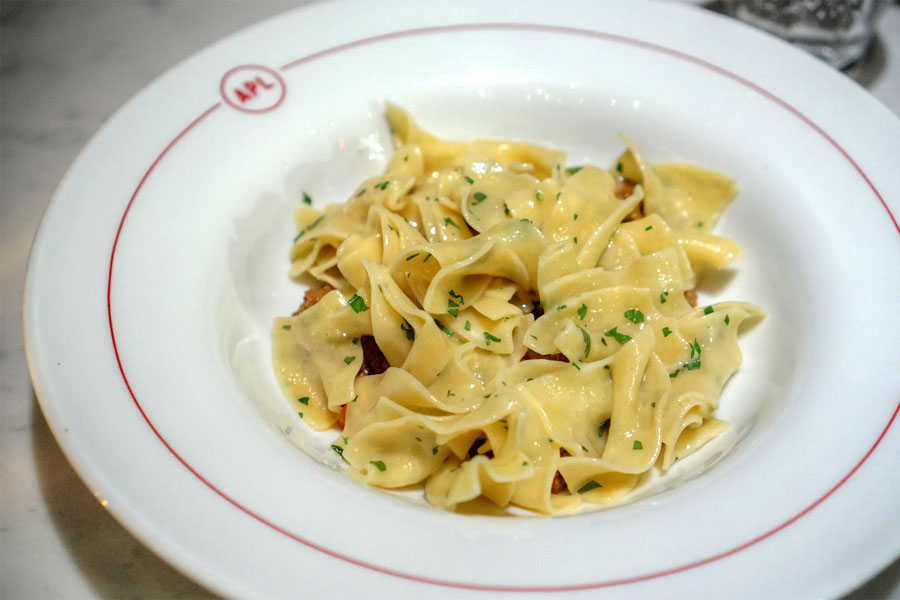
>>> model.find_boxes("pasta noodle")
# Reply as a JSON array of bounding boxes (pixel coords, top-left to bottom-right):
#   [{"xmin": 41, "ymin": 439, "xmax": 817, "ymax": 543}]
[{"xmin": 272, "ymin": 105, "xmax": 763, "ymax": 515}]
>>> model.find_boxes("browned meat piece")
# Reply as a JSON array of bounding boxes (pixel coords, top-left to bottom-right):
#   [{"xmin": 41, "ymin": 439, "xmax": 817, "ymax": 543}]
[
  {"xmin": 551, "ymin": 471, "xmax": 567, "ymax": 494},
  {"xmin": 622, "ymin": 202, "xmax": 644, "ymax": 222},
  {"xmin": 523, "ymin": 349, "xmax": 567, "ymax": 362},
  {"xmin": 551, "ymin": 448, "xmax": 571, "ymax": 494},
  {"xmin": 293, "ymin": 283, "xmax": 335, "ymax": 315},
  {"xmin": 616, "ymin": 177, "xmax": 644, "ymax": 222},
  {"xmin": 615, "ymin": 176, "xmax": 636, "ymax": 200},
  {"xmin": 359, "ymin": 335, "xmax": 390, "ymax": 376},
  {"xmin": 684, "ymin": 289, "xmax": 698, "ymax": 308}
]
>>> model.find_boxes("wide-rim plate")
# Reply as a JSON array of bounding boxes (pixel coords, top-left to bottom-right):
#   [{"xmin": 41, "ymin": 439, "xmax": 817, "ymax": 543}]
[{"xmin": 24, "ymin": 1, "xmax": 900, "ymax": 597}]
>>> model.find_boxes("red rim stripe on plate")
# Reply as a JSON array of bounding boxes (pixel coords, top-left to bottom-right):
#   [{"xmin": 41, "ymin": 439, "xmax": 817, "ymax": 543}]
[{"xmin": 107, "ymin": 23, "xmax": 900, "ymax": 591}]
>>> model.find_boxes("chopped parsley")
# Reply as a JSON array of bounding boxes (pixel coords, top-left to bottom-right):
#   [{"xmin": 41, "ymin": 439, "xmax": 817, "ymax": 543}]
[
  {"xmin": 355, "ymin": 188, "xmax": 366, "ymax": 197},
  {"xmin": 504, "ymin": 203, "xmax": 511, "ymax": 216},
  {"xmin": 293, "ymin": 215, "xmax": 324, "ymax": 242},
  {"xmin": 577, "ymin": 304, "xmax": 588, "ymax": 320},
  {"xmin": 432, "ymin": 447, "xmax": 438, "ymax": 455},
  {"xmin": 577, "ymin": 480, "xmax": 602, "ymax": 494},
  {"xmin": 535, "ymin": 190, "xmax": 545, "ymax": 202},
  {"xmin": 604, "ymin": 327, "xmax": 631, "ymax": 344},
  {"xmin": 633, "ymin": 440, "xmax": 643, "ymax": 450},
  {"xmin": 464, "ymin": 320, "xmax": 472, "ymax": 331},
  {"xmin": 369, "ymin": 460, "xmax": 386, "ymax": 472},
  {"xmin": 406, "ymin": 253, "xmax": 419, "ymax": 261},
  {"xmin": 660, "ymin": 290, "xmax": 669, "ymax": 304},
  {"xmin": 483, "ymin": 332, "xmax": 502, "ymax": 345},
  {"xmin": 616, "ymin": 161, "xmax": 623, "ymax": 173},
  {"xmin": 376, "ymin": 180, "xmax": 389, "ymax": 191},
  {"xmin": 580, "ymin": 327, "xmax": 591, "ymax": 358},
  {"xmin": 297, "ymin": 411, "xmax": 303, "ymax": 418},
  {"xmin": 624, "ymin": 308, "xmax": 645, "ymax": 324},
  {"xmin": 725, "ymin": 314, "xmax": 730, "ymax": 325},
  {"xmin": 434, "ymin": 318, "xmax": 454, "ymax": 337},
  {"xmin": 444, "ymin": 217, "xmax": 460, "ymax": 229},
  {"xmin": 302, "ymin": 192, "xmax": 312, "ymax": 205},
  {"xmin": 447, "ymin": 298, "xmax": 460, "ymax": 317},
  {"xmin": 684, "ymin": 339, "xmax": 702, "ymax": 371},
  {"xmin": 472, "ymin": 192, "xmax": 487, "ymax": 204},
  {"xmin": 645, "ymin": 225, "xmax": 653, "ymax": 231},
  {"xmin": 281, "ymin": 324, "xmax": 292, "ymax": 330},
  {"xmin": 297, "ymin": 397, "xmax": 309, "ymax": 405},
  {"xmin": 662, "ymin": 327, "xmax": 673, "ymax": 337},
  {"xmin": 330, "ymin": 444, "xmax": 344, "ymax": 457},
  {"xmin": 556, "ymin": 305, "xmax": 567, "ymax": 311},
  {"xmin": 347, "ymin": 294, "xmax": 369, "ymax": 313},
  {"xmin": 400, "ymin": 322, "xmax": 415, "ymax": 341},
  {"xmin": 566, "ymin": 166, "xmax": 583, "ymax": 174},
  {"xmin": 598, "ymin": 419, "xmax": 610, "ymax": 437},
  {"xmin": 573, "ymin": 213, "xmax": 578, "ymax": 221},
  {"xmin": 703, "ymin": 305, "xmax": 714, "ymax": 315},
  {"xmin": 464, "ymin": 175, "xmax": 474, "ymax": 184},
  {"xmin": 697, "ymin": 221, "xmax": 704, "ymax": 227},
  {"xmin": 343, "ymin": 356, "xmax": 356, "ymax": 365}
]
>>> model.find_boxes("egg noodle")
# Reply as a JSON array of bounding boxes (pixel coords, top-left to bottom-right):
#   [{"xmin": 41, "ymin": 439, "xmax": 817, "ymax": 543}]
[{"xmin": 273, "ymin": 105, "xmax": 762, "ymax": 515}]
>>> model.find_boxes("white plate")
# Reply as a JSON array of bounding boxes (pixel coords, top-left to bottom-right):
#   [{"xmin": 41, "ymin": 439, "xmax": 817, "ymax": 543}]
[{"xmin": 24, "ymin": 0, "xmax": 900, "ymax": 597}]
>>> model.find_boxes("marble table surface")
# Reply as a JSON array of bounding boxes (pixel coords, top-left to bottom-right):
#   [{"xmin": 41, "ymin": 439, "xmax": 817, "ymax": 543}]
[{"xmin": 2, "ymin": 1, "xmax": 899, "ymax": 598}]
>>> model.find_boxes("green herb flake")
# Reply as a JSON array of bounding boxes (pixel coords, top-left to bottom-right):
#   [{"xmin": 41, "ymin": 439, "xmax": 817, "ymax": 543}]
[
  {"xmin": 464, "ymin": 320, "xmax": 472, "ymax": 331},
  {"xmin": 370, "ymin": 460, "xmax": 386, "ymax": 472},
  {"xmin": 376, "ymin": 180, "xmax": 389, "ymax": 191},
  {"xmin": 406, "ymin": 253, "xmax": 419, "ymax": 261},
  {"xmin": 566, "ymin": 166, "xmax": 583, "ymax": 175},
  {"xmin": 535, "ymin": 190, "xmax": 545, "ymax": 202},
  {"xmin": 434, "ymin": 319, "xmax": 454, "ymax": 337},
  {"xmin": 580, "ymin": 327, "xmax": 591, "ymax": 358},
  {"xmin": 343, "ymin": 356, "xmax": 356, "ymax": 365},
  {"xmin": 302, "ymin": 192, "xmax": 312, "ymax": 205},
  {"xmin": 598, "ymin": 419, "xmax": 610, "ymax": 437},
  {"xmin": 444, "ymin": 217, "xmax": 460, "ymax": 229},
  {"xmin": 577, "ymin": 480, "xmax": 602, "ymax": 494},
  {"xmin": 572, "ymin": 362, "xmax": 581, "ymax": 371},
  {"xmin": 573, "ymin": 213, "xmax": 579, "ymax": 221},
  {"xmin": 298, "ymin": 397, "xmax": 309, "ymax": 405},
  {"xmin": 472, "ymin": 192, "xmax": 488, "ymax": 204},
  {"xmin": 330, "ymin": 444, "xmax": 344, "ymax": 457},
  {"xmin": 556, "ymin": 305, "xmax": 567, "ymax": 311},
  {"xmin": 281, "ymin": 324, "xmax": 292, "ymax": 330},
  {"xmin": 624, "ymin": 308, "xmax": 645, "ymax": 324},
  {"xmin": 298, "ymin": 411, "xmax": 304, "ymax": 418},
  {"xmin": 432, "ymin": 447, "xmax": 438, "ymax": 455},
  {"xmin": 483, "ymin": 332, "xmax": 502, "ymax": 346},
  {"xmin": 400, "ymin": 322, "xmax": 415, "ymax": 341},
  {"xmin": 503, "ymin": 203, "xmax": 511, "ymax": 216},
  {"xmin": 697, "ymin": 221, "xmax": 704, "ymax": 227},
  {"xmin": 348, "ymin": 294, "xmax": 370, "ymax": 313},
  {"xmin": 651, "ymin": 402, "xmax": 656, "ymax": 408},
  {"xmin": 703, "ymin": 305, "xmax": 714, "ymax": 315},
  {"xmin": 351, "ymin": 337, "xmax": 359, "ymax": 345},
  {"xmin": 355, "ymin": 188, "xmax": 366, "ymax": 197},
  {"xmin": 669, "ymin": 369, "xmax": 680, "ymax": 378},
  {"xmin": 662, "ymin": 327, "xmax": 673, "ymax": 337},
  {"xmin": 725, "ymin": 314, "xmax": 730, "ymax": 325},
  {"xmin": 577, "ymin": 304, "xmax": 588, "ymax": 320},
  {"xmin": 351, "ymin": 395, "xmax": 358, "ymax": 403},
  {"xmin": 645, "ymin": 225, "xmax": 653, "ymax": 231},
  {"xmin": 464, "ymin": 175, "xmax": 474, "ymax": 184},
  {"xmin": 573, "ymin": 236, "xmax": 578, "ymax": 244},
  {"xmin": 600, "ymin": 337, "xmax": 607, "ymax": 346},
  {"xmin": 293, "ymin": 215, "xmax": 324, "ymax": 242},
  {"xmin": 423, "ymin": 253, "xmax": 432, "ymax": 263},
  {"xmin": 604, "ymin": 327, "xmax": 631, "ymax": 345},
  {"xmin": 633, "ymin": 440, "xmax": 643, "ymax": 450},
  {"xmin": 616, "ymin": 161, "xmax": 623, "ymax": 173},
  {"xmin": 447, "ymin": 298, "xmax": 460, "ymax": 317}
]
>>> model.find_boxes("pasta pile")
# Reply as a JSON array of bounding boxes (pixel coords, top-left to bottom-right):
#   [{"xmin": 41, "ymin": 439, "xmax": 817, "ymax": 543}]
[{"xmin": 272, "ymin": 105, "xmax": 762, "ymax": 514}]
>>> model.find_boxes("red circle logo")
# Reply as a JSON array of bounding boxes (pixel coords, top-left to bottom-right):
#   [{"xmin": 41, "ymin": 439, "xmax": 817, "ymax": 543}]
[{"xmin": 219, "ymin": 64, "xmax": 286, "ymax": 114}]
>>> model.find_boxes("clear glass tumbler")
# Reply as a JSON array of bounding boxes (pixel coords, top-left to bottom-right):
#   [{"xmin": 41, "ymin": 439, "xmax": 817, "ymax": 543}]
[{"xmin": 721, "ymin": 0, "xmax": 890, "ymax": 69}]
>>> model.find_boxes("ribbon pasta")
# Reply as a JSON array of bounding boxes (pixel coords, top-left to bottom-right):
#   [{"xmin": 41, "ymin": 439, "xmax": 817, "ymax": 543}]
[{"xmin": 272, "ymin": 105, "xmax": 762, "ymax": 515}]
